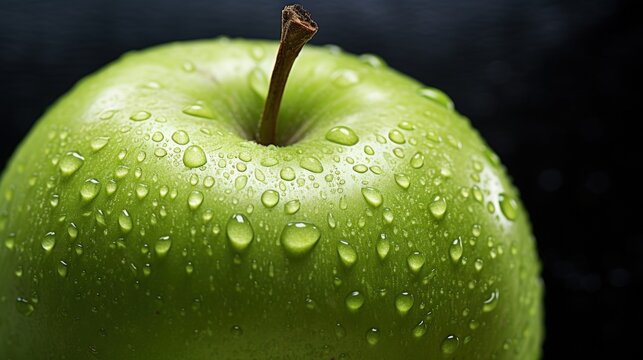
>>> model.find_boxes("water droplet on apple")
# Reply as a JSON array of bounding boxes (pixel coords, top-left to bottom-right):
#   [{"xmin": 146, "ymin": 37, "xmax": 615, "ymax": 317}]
[
  {"xmin": 363, "ymin": 145, "xmax": 375, "ymax": 155},
  {"xmin": 395, "ymin": 291, "xmax": 414, "ymax": 316},
  {"xmin": 279, "ymin": 167, "xmax": 296, "ymax": 181},
  {"xmin": 261, "ymin": 190, "xmax": 279, "ymax": 208},
  {"xmin": 90, "ymin": 136, "xmax": 110, "ymax": 152},
  {"xmin": 260, "ymin": 157, "xmax": 279, "ymax": 167},
  {"xmin": 49, "ymin": 194, "xmax": 59, "ymax": 208},
  {"xmin": 188, "ymin": 190, "xmax": 204, "ymax": 210},
  {"xmin": 332, "ymin": 69, "xmax": 360, "ymax": 87},
  {"xmin": 376, "ymin": 233, "xmax": 390, "ymax": 260},
  {"xmin": 407, "ymin": 251, "xmax": 425, "ymax": 274},
  {"xmin": 130, "ymin": 111, "xmax": 151, "ymax": 121},
  {"xmin": 299, "ymin": 157, "xmax": 324, "ymax": 173},
  {"xmin": 394, "ymin": 173, "xmax": 410, "ymax": 189},
  {"xmin": 449, "ymin": 237, "xmax": 463, "ymax": 263},
  {"xmin": 119, "ymin": 210, "xmax": 133, "ymax": 233},
  {"xmin": 280, "ymin": 222, "xmax": 320, "ymax": 258},
  {"xmin": 441, "ymin": 334, "xmax": 460, "ymax": 354},
  {"xmin": 57, "ymin": 260, "xmax": 68, "ymax": 277},
  {"xmin": 353, "ymin": 164, "xmax": 368, "ymax": 173},
  {"xmin": 16, "ymin": 297, "xmax": 35, "ymax": 316},
  {"xmin": 327, "ymin": 212, "xmax": 337, "ymax": 229},
  {"xmin": 388, "ymin": 129, "xmax": 406, "ymax": 144},
  {"xmin": 365, "ymin": 327, "xmax": 380, "ymax": 346},
  {"xmin": 154, "ymin": 148, "xmax": 167, "ymax": 158},
  {"xmin": 235, "ymin": 175, "xmax": 248, "ymax": 190},
  {"xmin": 429, "ymin": 196, "xmax": 447, "ymax": 219},
  {"xmin": 183, "ymin": 145, "xmax": 207, "ymax": 168},
  {"xmin": 337, "ymin": 240, "xmax": 357, "ymax": 268},
  {"xmin": 419, "ymin": 87, "xmax": 454, "ymax": 110},
  {"xmin": 249, "ymin": 67, "xmax": 269, "ymax": 98},
  {"xmin": 185, "ymin": 262, "xmax": 194, "ymax": 274},
  {"xmin": 335, "ymin": 323, "xmax": 346, "ymax": 338},
  {"xmin": 152, "ymin": 131, "xmax": 164, "ymax": 142},
  {"xmin": 410, "ymin": 152, "xmax": 424, "ymax": 169},
  {"xmin": 182, "ymin": 61, "xmax": 195, "ymax": 72},
  {"xmin": 80, "ymin": 178, "xmax": 101, "ymax": 202},
  {"xmin": 284, "ymin": 199, "xmax": 300, "ymax": 214},
  {"xmin": 382, "ymin": 207, "xmax": 394, "ymax": 224},
  {"xmin": 361, "ymin": 187, "xmax": 383, "ymax": 208},
  {"xmin": 345, "ymin": 290, "xmax": 365, "ymax": 312},
  {"xmin": 412, "ymin": 320, "xmax": 428, "ymax": 338},
  {"xmin": 155, "ymin": 235, "xmax": 172, "ymax": 256},
  {"xmin": 135, "ymin": 183, "xmax": 149, "ymax": 199},
  {"xmin": 483, "ymin": 289, "xmax": 500, "ymax": 312},
  {"xmin": 325, "ymin": 126, "xmax": 359, "ymax": 146},
  {"xmin": 359, "ymin": 53, "xmax": 385, "ymax": 67},
  {"xmin": 171, "ymin": 130, "xmax": 190, "ymax": 145},
  {"xmin": 226, "ymin": 214, "xmax": 254, "ymax": 253},
  {"xmin": 183, "ymin": 103, "xmax": 214, "ymax": 119},
  {"xmin": 41, "ymin": 232, "xmax": 56, "ymax": 252},
  {"xmin": 499, "ymin": 193, "xmax": 518, "ymax": 220},
  {"xmin": 99, "ymin": 110, "xmax": 116, "ymax": 120},
  {"xmin": 230, "ymin": 325, "xmax": 243, "ymax": 336},
  {"xmin": 474, "ymin": 258, "xmax": 484, "ymax": 272},
  {"xmin": 59, "ymin": 151, "xmax": 85, "ymax": 176}
]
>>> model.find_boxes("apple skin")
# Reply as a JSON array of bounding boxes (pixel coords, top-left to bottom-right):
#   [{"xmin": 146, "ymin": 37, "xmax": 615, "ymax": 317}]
[{"xmin": 0, "ymin": 38, "xmax": 542, "ymax": 359}]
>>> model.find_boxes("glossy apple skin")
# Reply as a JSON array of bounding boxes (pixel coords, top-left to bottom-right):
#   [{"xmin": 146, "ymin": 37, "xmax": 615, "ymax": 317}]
[{"xmin": 0, "ymin": 38, "xmax": 542, "ymax": 359}]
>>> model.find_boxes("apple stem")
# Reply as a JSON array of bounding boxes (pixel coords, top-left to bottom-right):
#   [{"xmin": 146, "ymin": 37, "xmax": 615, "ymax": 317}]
[{"xmin": 256, "ymin": 4, "xmax": 318, "ymax": 145}]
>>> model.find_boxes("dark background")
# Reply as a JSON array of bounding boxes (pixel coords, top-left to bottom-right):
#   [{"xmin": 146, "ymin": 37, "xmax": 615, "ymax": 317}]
[{"xmin": 1, "ymin": 0, "xmax": 640, "ymax": 357}]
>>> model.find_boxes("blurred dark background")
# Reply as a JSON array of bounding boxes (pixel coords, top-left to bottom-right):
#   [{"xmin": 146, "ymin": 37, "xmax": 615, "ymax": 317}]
[{"xmin": 1, "ymin": 0, "xmax": 640, "ymax": 357}]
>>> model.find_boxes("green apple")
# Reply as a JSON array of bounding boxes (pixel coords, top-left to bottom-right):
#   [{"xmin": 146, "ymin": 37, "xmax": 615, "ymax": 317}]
[{"xmin": 0, "ymin": 6, "xmax": 542, "ymax": 359}]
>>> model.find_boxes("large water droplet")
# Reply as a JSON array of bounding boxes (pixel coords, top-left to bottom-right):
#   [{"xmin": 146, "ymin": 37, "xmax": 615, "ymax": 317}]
[
  {"xmin": 235, "ymin": 175, "xmax": 248, "ymax": 190},
  {"xmin": 155, "ymin": 236, "xmax": 172, "ymax": 256},
  {"xmin": 407, "ymin": 251, "xmax": 425, "ymax": 274},
  {"xmin": 183, "ymin": 145, "xmax": 207, "ymax": 168},
  {"xmin": 188, "ymin": 190, "xmax": 204, "ymax": 210},
  {"xmin": 226, "ymin": 214, "xmax": 254, "ymax": 252},
  {"xmin": 429, "ymin": 195, "xmax": 447, "ymax": 219},
  {"xmin": 410, "ymin": 152, "xmax": 424, "ymax": 169},
  {"xmin": 59, "ymin": 152, "xmax": 85, "ymax": 176},
  {"xmin": 395, "ymin": 291, "xmax": 414, "ymax": 316},
  {"xmin": 300, "ymin": 157, "xmax": 324, "ymax": 173},
  {"xmin": 419, "ymin": 87, "xmax": 454, "ymax": 110},
  {"xmin": 90, "ymin": 136, "xmax": 110, "ymax": 152},
  {"xmin": 119, "ymin": 210, "xmax": 133, "ymax": 233},
  {"xmin": 361, "ymin": 187, "xmax": 383, "ymax": 208},
  {"xmin": 41, "ymin": 232, "xmax": 56, "ymax": 252},
  {"xmin": 261, "ymin": 190, "xmax": 279, "ymax": 208},
  {"xmin": 441, "ymin": 334, "xmax": 460, "ymax": 354},
  {"xmin": 345, "ymin": 290, "xmax": 365, "ymax": 313},
  {"xmin": 325, "ymin": 126, "xmax": 359, "ymax": 146},
  {"xmin": 499, "ymin": 193, "xmax": 518, "ymax": 220},
  {"xmin": 80, "ymin": 178, "xmax": 101, "ymax": 202},
  {"xmin": 171, "ymin": 130, "xmax": 190, "ymax": 145},
  {"xmin": 280, "ymin": 222, "xmax": 321, "ymax": 258},
  {"xmin": 388, "ymin": 129, "xmax": 406, "ymax": 144},
  {"xmin": 394, "ymin": 174, "xmax": 410, "ymax": 189},
  {"xmin": 449, "ymin": 237, "xmax": 463, "ymax": 263},
  {"xmin": 337, "ymin": 240, "xmax": 357, "ymax": 268},
  {"xmin": 284, "ymin": 199, "xmax": 300, "ymax": 215}
]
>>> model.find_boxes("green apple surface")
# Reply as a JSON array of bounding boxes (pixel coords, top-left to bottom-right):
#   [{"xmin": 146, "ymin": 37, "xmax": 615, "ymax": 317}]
[{"xmin": 0, "ymin": 38, "xmax": 542, "ymax": 358}]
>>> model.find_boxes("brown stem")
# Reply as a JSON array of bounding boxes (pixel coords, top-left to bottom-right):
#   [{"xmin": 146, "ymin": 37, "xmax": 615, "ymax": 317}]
[{"xmin": 256, "ymin": 4, "xmax": 318, "ymax": 145}]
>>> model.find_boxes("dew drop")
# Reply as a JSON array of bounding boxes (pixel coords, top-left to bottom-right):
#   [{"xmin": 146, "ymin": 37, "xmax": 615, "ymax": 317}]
[
  {"xmin": 388, "ymin": 129, "xmax": 406, "ymax": 144},
  {"xmin": 335, "ymin": 323, "xmax": 346, "ymax": 338},
  {"xmin": 353, "ymin": 164, "xmax": 368, "ymax": 173},
  {"xmin": 474, "ymin": 258, "xmax": 484, "ymax": 272},
  {"xmin": 365, "ymin": 328, "xmax": 380, "ymax": 346},
  {"xmin": 183, "ymin": 145, "xmax": 207, "ymax": 168},
  {"xmin": 261, "ymin": 190, "xmax": 279, "ymax": 208},
  {"xmin": 59, "ymin": 152, "xmax": 85, "ymax": 176},
  {"xmin": 300, "ymin": 157, "xmax": 324, "ymax": 173},
  {"xmin": 483, "ymin": 289, "xmax": 500, "ymax": 312},
  {"xmin": 325, "ymin": 126, "xmax": 359, "ymax": 146},
  {"xmin": 280, "ymin": 167, "xmax": 296, "ymax": 181},
  {"xmin": 135, "ymin": 183, "xmax": 149, "ymax": 199},
  {"xmin": 337, "ymin": 240, "xmax": 358, "ymax": 268},
  {"xmin": 407, "ymin": 251, "xmax": 425, "ymax": 274},
  {"xmin": 226, "ymin": 214, "xmax": 254, "ymax": 252},
  {"xmin": 280, "ymin": 222, "xmax": 321, "ymax": 258},
  {"xmin": 394, "ymin": 173, "xmax": 410, "ymax": 189},
  {"xmin": 382, "ymin": 208, "xmax": 394, "ymax": 224},
  {"xmin": 118, "ymin": 210, "xmax": 133, "ymax": 233},
  {"xmin": 57, "ymin": 260, "xmax": 68, "ymax": 278},
  {"xmin": 235, "ymin": 175, "xmax": 248, "ymax": 190},
  {"xmin": 410, "ymin": 152, "xmax": 424, "ymax": 169},
  {"xmin": 41, "ymin": 232, "xmax": 56, "ymax": 252},
  {"xmin": 419, "ymin": 87, "xmax": 454, "ymax": 110},
  {"xmin": 16, "ymin": 297, "xmax": 35, "ymax": 316},
  {"xmin": 152, "ymin": 132, "xmax": 164, "ymax": 142},
  {"xmin": 188, "ymin": 190, "xmax": 204, "ymax": 210},
  {"xmin": 90, "ymin": 137, "xmax": 110, "ymax": 152},
  {"xmin": 130, "ymin": 111, "xmax": 151, "ymax": 121},
  {"xmin": 171, "ymin": 130, "xmax": 190, "ymax": 145},
  {"xmin": 284, "ymin": 199, "xmax": 300, "ymax": 214},
  {"xmin": 364, "ymin": 145, "xmax": 375, "ymax": 155},
  {"xmin": 332, "ymin": 69, "xmax": 360, "ymax": 87},
  {"xmin": 441, "ymin": 334, "xmax": 460, "ymax": 355},
  {"xmin": 155, "ymin": 236, "xmax": 172, "ymax": 256},
  {"xmin": 183, "ymin": 104, "xmax": 214, "ymax": 119},
  {"xmin": 345, "ymin": 291, "xmax": 365, "ymax": 313},
  {"xmin": 499, "ymin": 193, "xmax": 518, "ymax": 220},
  {"xmin": 80, "ymin": 178, "xmax": 101, "ymax": 202},
  {"xmin": 359, "ymin": 53, "xmax": 385, "ymax": 67},
  {"xmin": 376, "ymin": 233, "xmax": 390, "ymax": 260},
  {"xmin": 429, "ymin": 196, "xmax": 447, "ymax": 219},
  {"xmin": 395, "ymin": 291, "xmax": 415, "ymax": 316},
  {"xmin": 361, "ymin": 187, "xmax": 383, "ymax": 208},
  {"xmin": 449, "ymin": 237, "xmax": 463, "ymax": 263}
]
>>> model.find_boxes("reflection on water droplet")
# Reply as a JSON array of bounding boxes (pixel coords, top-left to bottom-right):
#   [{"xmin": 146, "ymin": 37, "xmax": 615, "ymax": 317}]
[
  {"xmin": 57, "ymin": 260, "xmax": 68, "ymax": 277},
  {"xmin": 499, "ymin": 193, "xmax": 518, "ymax": 220},
  {"xmin": 441, "ymin": 334, "xmax": 460, "ymax": 354},
  {"xmin": 261, "ymin": 190, "xmax": 279, "ymax": 208},
  {"xmin": 388, "ymin": 129, "xmax": 406, "ymax": 144},
  {"xmin": 366, "ymin": 327, "xmax": 380, "ymax": 346},
  {"xmin": 188, "ymin": 190, "xmax": 204, "ymax": 210},
  {"xmin": 41, "ymin": 232, "xmax": 56, "ymax": 252},
  {"xmin": 337, "ymin": 240, "xmax": 358, "ymax": 268},
  {"xmin": 226, "ymin": 214, "xmax": 254, "ymax": 252},
  {"xmin": 300, "ymin": 157, "xmax": 324, "ymax": 173},
  {"xmin": 407, "ymin": 251, "xmax": 425, "ymax": 274},
  {"xmin": 419, "ymin": 87, "xmax": 454, "ymax": 110},
  {"xmin": 284, "ymin": 199, "xmax": 300, "ymax": 214},
  {"xmin": 183, "ymin": 104, "xmax": 214, "ymax": 119},
  {"xmin": 429, "ymin": 196, "xmax": 447, "ymax": 219},
  {"xmin": 130, "ymin": 111, "xmax": 151, "ymax": 121},
  {"xmin": 91, "ymin": 137, "xmax": 110, "ymax": 152},
  {"xmin": 280, "ymin": 222, "xmax": 321, "ymax": 258},
  {"xmin": 155, "ymin": 236, "xmax": 172, "ymax": 256},
  {"xmin": 412, "ymin": 320, "xmax": 427, "ymax": 338},
  {"xmin": 361, "ymin": 187, "xmax": 383, "ymax": 208},
  {"xmin": 410, "ymin": 152, "xmax": 424, "ymax": 169},
  {"xmin": 395, "ymin": 291, "xmax": 414, "ymax": 316},
  {"xmin": 483, "ymin": 289, "xmax": 500, "ymax": 312},
  {"xmin": 59, "ymin": 152, "xmax": 85, "ymax": 176},
  {"xmin": 172, "ymin": 130, "xmax": 190, "ymax": 145},
  {"xmin": 183, "ymin": 145, "xmax": 207, "ymax": 168},
  {"xmin": 80, "ymin": 178, "xmax": 101, "ymax": 202},
  {"xmin": 394, "ymin": 174, "xmax": 410, "ymax": 189},
  {"xmin": 119, "ymin": 210, "xmax": 133, "ymax": 233},
  {"xmin": 325, "ymin": 126, "xmax": 359, "ymax": 146},
  {"xmin": 449, "ymin": 237, "xmax": 463, "ymax": 263},
  {"xmin": 376, "ymin": 233, "xmax": 390, "ymax": 260},
  {"xmin": 345, "ymin": 290, "xmax": 365, "ymax": 312},
  {"xmin": 280, "ymin": 167, "xmax": 296, "ymax": 181}
]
